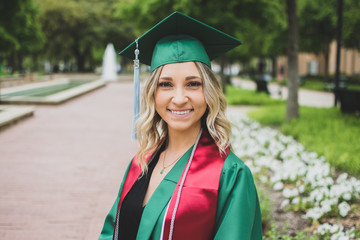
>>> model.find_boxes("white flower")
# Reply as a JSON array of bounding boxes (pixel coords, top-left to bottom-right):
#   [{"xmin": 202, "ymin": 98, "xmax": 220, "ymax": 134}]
[
  {"xmin": 273, "ymin": 182, "xmax": 284, "ymax": 191},
  {"xmin": 281, "ymin": 199, "xmax": 290, "ymax": 208},
  {"xmin": 321, "ymin": 198, "xmax": 337, "ymax": 209},
  {"xmin": 330, "ymin": 232, "xmax": 348, "ymax": 240},
  {"xmin": 345, "ymin": 227, "xmax": 355, "ymax": 238},
  {"xmin": 298, "ymin": 185, "xmax": 305, "ymax": 194},
  {"xmin": 320, "ymin": 202, "xmax": 332, "ymax": 214},
  {"xmin": 282, "ymin": 188, "xmax": 299, "ymax": 198},
  {"xmin": 337, "ymin": 173, "xmax": 348, "ymax": 183},
  {"xmin": 338, "ymin": 202, "xmax": 351, "ymax": 217},
  {"xmin": 342, "ymin": 192, "xmax": 352, "ymax": 201},
  {"xmin": 306, "ymin": 207, "xmax": 323, "ymax": 220},
  {"xmin": 228, "ymin": 114, "xmax": 360, "ymax": 238},
  {"xmin": 292, "ymin": 197, "xmax": 300, "ymax": 205},
  {"xmin": 314, "ymin": 223, "xmax": 328, "ymax": 235},
  {"xmin": 309, "ymin": 188, "xmax": 326, "ymax": 202},
  {"xmin": 329, "ymin": 224, "xmax": 343, "ymax": 234},
  {"xmin": 315, "ymin": 223, "xmax": 354, "ymax": 240},
  {"xmin": 259, "ymin": 176, "xmax": 268, "ymax": 183}
]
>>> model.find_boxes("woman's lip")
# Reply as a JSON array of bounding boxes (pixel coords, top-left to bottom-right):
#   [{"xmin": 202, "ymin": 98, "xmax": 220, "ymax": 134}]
[{"xmin": 167, "ymin": 109, "xmax": 193, "ymax": 117}]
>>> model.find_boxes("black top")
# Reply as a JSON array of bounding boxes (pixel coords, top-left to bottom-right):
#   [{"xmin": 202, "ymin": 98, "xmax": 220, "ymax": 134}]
[{"xmin": 117, "ymin": 146, "xmax": 163, "ymax": 239}]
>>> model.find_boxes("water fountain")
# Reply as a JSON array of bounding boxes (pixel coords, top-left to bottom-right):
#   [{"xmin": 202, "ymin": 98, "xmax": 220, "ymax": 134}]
[{"xmin": 101, "ymin": 43, "xmax": 118, "ymax": 81}]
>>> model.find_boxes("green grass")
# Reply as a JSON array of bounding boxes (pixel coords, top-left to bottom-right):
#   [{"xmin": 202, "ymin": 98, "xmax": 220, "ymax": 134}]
[
  {"xmin": 265, "ymin": 224, "xmax": 317, "ymax": 240},
  {"xmin": 225, "ymin": 85, "xmax": 285, "ymax": 106},
  {"xmin": 1, "ymin": 81, "xmax": 88, "ymax": 98},
  {"xmin": 258, "ymin": 188, "xmax": 272, "ymax": 231},
  {"xmin": 300, "ymin": 79, "xmax": 360, "ymax": 91},
  {"xmin": 348, "ymin": 85, "xmax": 360, "ymax": 90},
  {"xmin": 248, "ymin": 105, "xmax": 360, "ymax": 176},
  {"xmin": 301, "ymin": 81, "xmax": 325, "ymax": 91}
]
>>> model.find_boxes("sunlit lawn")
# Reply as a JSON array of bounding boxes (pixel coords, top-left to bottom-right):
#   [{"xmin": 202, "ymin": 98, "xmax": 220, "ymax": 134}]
[
  {"xmin": 225, "ymin": 86, "xmax": 360, "ymax": 176},
  {"xmin": 225, "ymin": 85, "xmax": 285, "ymax": 106}
]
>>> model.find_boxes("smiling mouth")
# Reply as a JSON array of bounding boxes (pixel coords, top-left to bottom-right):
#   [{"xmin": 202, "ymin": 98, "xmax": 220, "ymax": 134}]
[{"xmin": 169, "ymin": 109, "xmax": 193, "ymax": 115}]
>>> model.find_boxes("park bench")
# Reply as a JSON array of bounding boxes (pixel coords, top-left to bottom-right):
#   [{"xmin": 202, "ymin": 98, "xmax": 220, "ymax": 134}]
[
  {"xmin": 337, "ymin": 89, "xmax": 360, "ymax": 113},
  {"xmin": 324, "ymin": 76, "xmax": 348, "ymax": 91}
]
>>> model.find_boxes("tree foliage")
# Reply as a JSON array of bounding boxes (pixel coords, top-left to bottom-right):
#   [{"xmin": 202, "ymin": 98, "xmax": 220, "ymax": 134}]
[
  {"xmin": 298, "ymin": 0, "xmax": 360, "ymax": 80},
  {"xmin": 38, "ymin": 0, "xmax": 135, "ymax": 72},
  {"xmin": 298, "ymin": 0, "xmax": 337, "ymax": 82},
  {"xmin": 2, "ymin": 0, "xmax": 359, "ymax": 75},
  {"xmin": 342, "ymin": 0, "xmax": 360, "ymax": 51},
  {"xmin": 40, "ymin": 0, "xmax": 136, "ymax": 71},
  {"xmin": 298, "ymin": 0, "xmax": 337, "ymax": 55},
  {"xmin": 116, "ymin": 0, "xmax": 286, "ymax": 64},
  {"xmin": 0, "ymin": 0, "xmax": 45, "ymax": 71}
]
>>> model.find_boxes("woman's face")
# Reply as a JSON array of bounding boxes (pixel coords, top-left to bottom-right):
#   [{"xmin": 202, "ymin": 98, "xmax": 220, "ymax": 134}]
[{"xmin": 155, "ymin": 61, "xmax": 207, "ymax": 134}]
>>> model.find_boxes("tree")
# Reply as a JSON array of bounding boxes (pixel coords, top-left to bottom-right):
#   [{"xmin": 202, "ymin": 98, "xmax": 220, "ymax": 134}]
[
  {"xmin": 342, "ymin": 0, "xmax": 360, "ymax": 51},
  {"xmin": 0, "ymin": 0, "xmax": 22, "ymax": 55},
  {"xmin": 38, "ymin": 0, "xmax": 135, "ymax": 72},
  {"xmin": 116, "ymin": 0, "xmax": 285, "ymax": 85},
  {"xmin": 39, "ymin": 0, "xmax": 97, "ymax": 71},
  {"xmin": 286, "ymin": 0, "xmax": 299, "ymax": 121},
  {"xmin": 0, "ymin": 0, "xmax": 45, "ymax": 72},
  {"xmin": 298, "ymin": 0, "xmax": 337, "ymax": 82}
]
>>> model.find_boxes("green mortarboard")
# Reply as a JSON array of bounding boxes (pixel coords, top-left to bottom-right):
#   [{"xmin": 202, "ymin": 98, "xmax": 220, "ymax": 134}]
[
  {"xmin": 119, "ymin": 11, "xmax": 242, "ymax": 71},
  {"xmin": 122, "ymin": 11, "xmax": 242, "ymax": 140}
]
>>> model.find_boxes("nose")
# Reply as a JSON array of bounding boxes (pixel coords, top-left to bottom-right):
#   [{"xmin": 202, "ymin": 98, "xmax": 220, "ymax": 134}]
[{"xmin": 171, "ymin": 89, "xmax": 188, "ymax": 104}]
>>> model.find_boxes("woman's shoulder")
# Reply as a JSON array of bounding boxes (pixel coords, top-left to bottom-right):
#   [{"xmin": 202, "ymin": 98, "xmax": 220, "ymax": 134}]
[{"xmin": 221, "ymin": 151, "xmax": 253, "ymax": 178}]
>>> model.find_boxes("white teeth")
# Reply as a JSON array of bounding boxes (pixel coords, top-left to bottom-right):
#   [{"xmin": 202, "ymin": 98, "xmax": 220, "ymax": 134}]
[{"xmin": 171, "ymin": 110, "xmax": 191, "ymax": 115}]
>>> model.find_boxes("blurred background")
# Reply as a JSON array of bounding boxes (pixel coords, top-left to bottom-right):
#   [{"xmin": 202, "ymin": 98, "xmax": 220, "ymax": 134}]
[
  {"xmin": 1, "ymin": 0, "xmax": 360, "ymax": 239},
  {"xmin": 0, "ymin": 0, "xmax": 359, "ymax": 83}
]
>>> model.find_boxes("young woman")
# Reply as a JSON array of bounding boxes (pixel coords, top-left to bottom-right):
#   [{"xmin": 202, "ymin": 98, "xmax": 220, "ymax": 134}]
[{"xmin": 99, "ymin": 12, "xmax": 263, "ymax": 240}]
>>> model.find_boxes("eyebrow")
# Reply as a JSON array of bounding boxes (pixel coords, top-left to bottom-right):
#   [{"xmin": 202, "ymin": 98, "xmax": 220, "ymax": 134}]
[{"xmin": 159, "ymin": 76, "xmax": 202, "ymax": 81}]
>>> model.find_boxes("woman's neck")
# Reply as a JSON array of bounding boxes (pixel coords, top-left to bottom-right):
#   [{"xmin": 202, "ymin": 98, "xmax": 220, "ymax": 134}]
[{"xmin": 166, "ymin": 126, "xmax": 202, "ymax": 154}]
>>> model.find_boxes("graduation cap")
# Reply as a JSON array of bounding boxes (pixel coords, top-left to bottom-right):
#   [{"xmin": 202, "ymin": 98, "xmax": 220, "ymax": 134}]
[
  {"xmin": 120, "ymin": 11, "xmax": 242, "ymax": 139},
  {"xmin": 120, "ymin": 11, "xmax": 242, "ymax": 71}
]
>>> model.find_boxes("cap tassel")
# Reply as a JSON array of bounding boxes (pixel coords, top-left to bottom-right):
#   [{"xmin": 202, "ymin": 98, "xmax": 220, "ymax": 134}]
[{"xmin": 132, "ymin": 39, "xmax": 140, "ymax": 140}]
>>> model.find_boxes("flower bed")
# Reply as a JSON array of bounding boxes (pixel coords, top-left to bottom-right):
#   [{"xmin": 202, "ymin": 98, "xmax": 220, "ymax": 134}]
[{"xmin": 229, "ymin": 115, "xmax": 360, "ymax": 239}]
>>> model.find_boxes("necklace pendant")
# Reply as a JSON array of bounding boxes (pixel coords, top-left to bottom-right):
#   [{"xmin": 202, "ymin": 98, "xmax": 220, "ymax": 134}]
[{"xmin": 160, "ymin": 169, "xmax": 164, "ymax": 174}]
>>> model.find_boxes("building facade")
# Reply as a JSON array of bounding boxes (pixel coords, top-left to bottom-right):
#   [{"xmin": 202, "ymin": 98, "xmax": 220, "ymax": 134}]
[{"xmin": 277, "ymin": 41, "xmax": 360, "ymax": 77}]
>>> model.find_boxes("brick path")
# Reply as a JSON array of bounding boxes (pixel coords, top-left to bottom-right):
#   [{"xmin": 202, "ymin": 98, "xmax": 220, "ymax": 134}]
[{"xmin": 0, "ymin": 81, "xmax": 138, "ymax": 239}]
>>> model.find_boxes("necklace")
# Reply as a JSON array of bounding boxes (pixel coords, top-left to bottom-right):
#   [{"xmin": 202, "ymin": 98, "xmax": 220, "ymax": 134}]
[{"xmin": 160, "ymin": 150, "xmax": 183, "ymax": 174}]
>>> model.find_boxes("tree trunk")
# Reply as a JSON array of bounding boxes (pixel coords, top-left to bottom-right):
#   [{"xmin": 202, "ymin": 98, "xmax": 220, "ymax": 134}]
[
  {"xmin": 75, "ymin": 50, "xmax": 86, "ymax": 72},
  {"xmin": 32, "ymin": 54, "xmax": 39, "ymax": 72},
  {"xmin": 334, "ymin": 0, "xmax": 343, "ymax": 106},
  {"xmin": 272, "ymin": 55, "xmax": 277, "ymax": 78},
  {"xmin": 73, "ymin": 43, "xmax": 86, "ymax": 72},
  {"xmin": 7, "ymin": 54, "xmax": 15, "ymax": 73},
  {"xmin": 286, "ymin": 0, "xmax": 299, "ymax": 121},
  {"xmin": 323, "ymin": 44, "xmax": 330, "ymax": 83},
  {"xmin": 219, "ymin": 55, "xmax": 227, "ymax": 94},
  {"xmin": 17, "ymin": 54, "xmax": 24, "ymax": 74}
]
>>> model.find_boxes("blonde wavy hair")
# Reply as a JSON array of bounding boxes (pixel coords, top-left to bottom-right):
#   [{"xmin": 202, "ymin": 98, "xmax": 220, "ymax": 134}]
[{"xmin": 135, "ymin": 61, "xmax": 232, "ymax": 172}]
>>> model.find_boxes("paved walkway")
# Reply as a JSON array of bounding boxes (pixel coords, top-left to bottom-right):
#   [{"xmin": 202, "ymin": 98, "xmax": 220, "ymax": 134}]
[
  {"xmin": 0, "ymin": 81, "xmax": 138, "ymax": 239},
  {"xmin": 232, "ymin": 77, "xmax": 335, "ymax": 108}
]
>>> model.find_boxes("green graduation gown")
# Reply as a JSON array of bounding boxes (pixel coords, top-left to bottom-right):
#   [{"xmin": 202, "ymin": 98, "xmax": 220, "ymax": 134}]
[{"xmin": 98, "ymin": 142, "xmax": 263, "ymax": 240}]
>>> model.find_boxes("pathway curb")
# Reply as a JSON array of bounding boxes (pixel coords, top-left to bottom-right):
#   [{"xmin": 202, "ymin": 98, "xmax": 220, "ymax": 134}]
[{"xmin": 0, "ymin": 105, "xmax": 35, "ymax": 130}]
